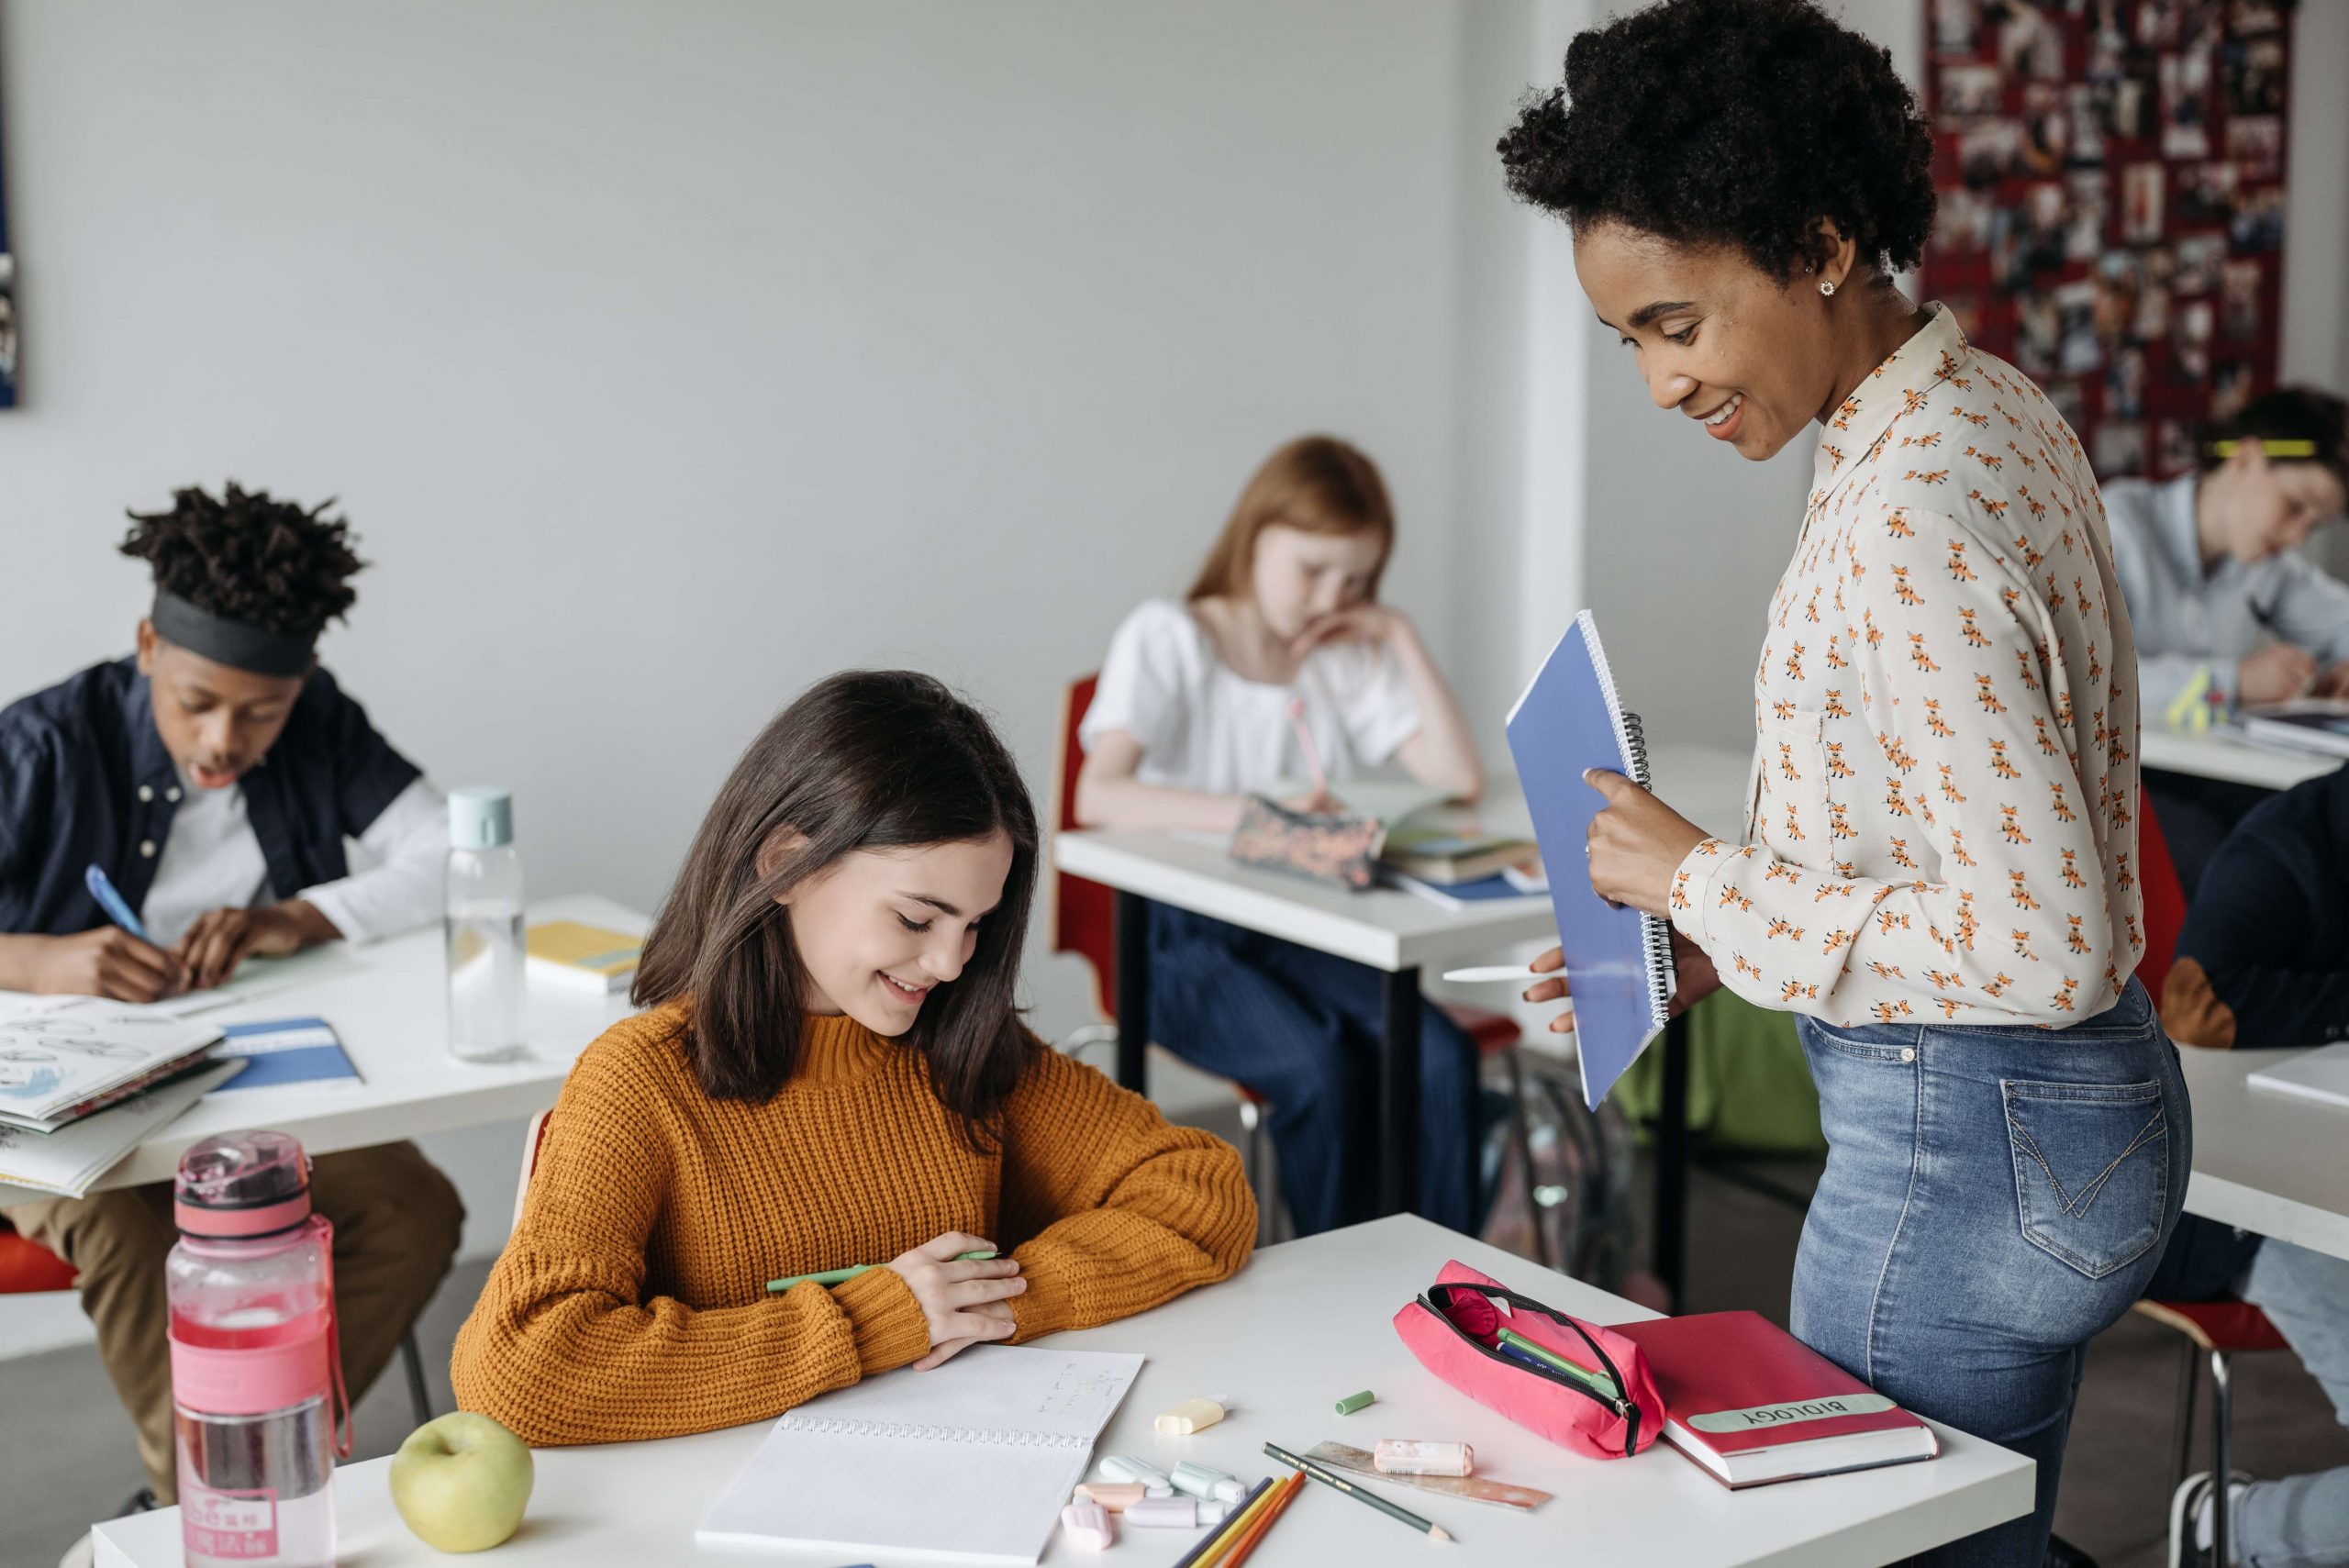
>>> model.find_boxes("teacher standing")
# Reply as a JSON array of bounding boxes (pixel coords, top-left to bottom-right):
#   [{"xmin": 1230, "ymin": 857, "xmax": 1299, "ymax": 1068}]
[{"xmin": 1502, "ymin": 4, "xmax": 2188, "ymax": 1564}]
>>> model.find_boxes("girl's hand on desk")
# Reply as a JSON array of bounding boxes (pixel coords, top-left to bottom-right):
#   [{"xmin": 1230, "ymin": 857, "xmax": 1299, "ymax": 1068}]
[
  {"xmin": 2312, "ymin": 662, "xmax": 2349, "ymax": 701},
  {"xmin": 887, "ymin": 1232, "xmax": 1024, "ymax": 1370},
  {"xmin": 1523, "ymin": 930, "xmax": 1722, "ymax": 1035},
  {"xmin": 1583, "ymin": 770, "xmax": 1708, "ymax": 917}
]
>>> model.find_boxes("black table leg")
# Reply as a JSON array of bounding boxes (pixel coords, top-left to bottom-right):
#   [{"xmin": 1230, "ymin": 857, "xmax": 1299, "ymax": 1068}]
[
  {"xmin": 1379, "ymin": 967, "xmax": 1423, "ymax": 1218},
  {"xmin": 1114, "ymin": 891, "xmax": 1150, "ymax": 1094},
  {"xmin": 1652, "ymin": 1011, "xmax": 1692, "ymax": 1307}
]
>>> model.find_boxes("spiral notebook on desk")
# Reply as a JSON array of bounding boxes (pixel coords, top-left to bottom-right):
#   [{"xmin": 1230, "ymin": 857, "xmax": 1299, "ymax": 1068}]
[
  {"xmin": 696, "ymin": 1344, "xmax": 1143, "ymax": 1563},
  {"xmin": 1507, "ymin": 610, "xmax": 1676, "ymax": 1110}
]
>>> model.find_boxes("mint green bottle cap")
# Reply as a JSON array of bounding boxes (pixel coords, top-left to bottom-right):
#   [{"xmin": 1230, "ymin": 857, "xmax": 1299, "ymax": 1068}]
[{"xmin": 448, "ymin": 786, "xmax": 514, "ymax": 850}]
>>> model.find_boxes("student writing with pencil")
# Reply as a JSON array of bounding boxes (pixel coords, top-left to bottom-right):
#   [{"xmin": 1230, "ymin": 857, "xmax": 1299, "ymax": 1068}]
[
  {"xmin": 2102, "ymin": 387, "xmax": 2349, "ymax": 888},
  {"xmin": 0, "ymin": 485, "xmax": 462, "ymax": 1549},
  {"xmin": 1073, "ymin": 435, "xmax": 1487, "ymax": 1237},
  {"xmin": 451, "ymin": 672, "xmax": 1254, "ymax": 1443}
]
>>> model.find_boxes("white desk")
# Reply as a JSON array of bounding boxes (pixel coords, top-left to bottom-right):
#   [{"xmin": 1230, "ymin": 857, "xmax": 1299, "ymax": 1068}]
[
  {"xmin": 94, "ymin": 1215, "xmax": 2032, "ymax": 1568},
  {"xmin": 2141, "ymin": 727, "xmax": 2340, "ymax": 792},
  {"xmin": 0, "ymin": 895, "xmax": 645, "ymax": 1207},
  {"xmin": 2179, "ymin": 1047, "xmax": 2349, "ymax": 1263},
  {"xmin": 1054, "ymin": 787, "xmax": 1557, "ymax": 1218}
]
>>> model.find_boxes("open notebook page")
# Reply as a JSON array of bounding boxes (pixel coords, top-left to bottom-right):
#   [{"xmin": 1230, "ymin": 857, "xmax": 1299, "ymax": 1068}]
[{"xmin": 696, "ymin": 1343, "xmax": 1143, "ymax": 1564}]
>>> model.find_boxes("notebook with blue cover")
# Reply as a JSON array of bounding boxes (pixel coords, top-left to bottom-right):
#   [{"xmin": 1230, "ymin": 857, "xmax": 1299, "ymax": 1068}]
[{"xmin": 1506, "ymin": 610, "xmax": 1676, "ymax": 1110}]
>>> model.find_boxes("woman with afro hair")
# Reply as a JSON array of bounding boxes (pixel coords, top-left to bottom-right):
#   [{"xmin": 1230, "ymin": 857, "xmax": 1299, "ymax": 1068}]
[{"xmin": 1504, "ymin": 4, "xmax": 2185, "ymax": 1563}]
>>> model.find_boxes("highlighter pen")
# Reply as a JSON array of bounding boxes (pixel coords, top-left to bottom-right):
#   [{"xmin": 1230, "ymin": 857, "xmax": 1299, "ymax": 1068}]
[
  {"xmin": 766, "ymin": 1249, "xmax": 996, "ymax": 1294},
  {"xmin": 84, "ymin": 864, "xmax": 156, "ymax": 945},
  {"xmin": 1495, "ymin": 1327, "xmax": 1619, "ymax": 1397}
]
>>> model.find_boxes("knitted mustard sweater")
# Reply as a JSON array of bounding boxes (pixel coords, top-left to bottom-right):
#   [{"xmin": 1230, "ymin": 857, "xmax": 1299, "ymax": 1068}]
[{"xmin": 450, "ymin": 1006, "xmax": 1255, "ymax": 1444}]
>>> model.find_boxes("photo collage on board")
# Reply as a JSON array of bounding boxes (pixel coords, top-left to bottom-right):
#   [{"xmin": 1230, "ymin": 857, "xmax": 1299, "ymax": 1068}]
[{"xmin": 1920, "ymin": 0, "xmax": 2290, "ymax": 480}]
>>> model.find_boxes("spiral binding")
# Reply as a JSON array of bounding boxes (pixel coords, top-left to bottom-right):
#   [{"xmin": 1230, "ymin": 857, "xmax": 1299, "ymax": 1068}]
[
  {"xmin": 1581, "ymin": 606, "xmax": 1679, "ymax": 1035},
  {"xmin": 1621, "ymin": 710, "xmax": 1678, "ymax": 1032},
  {"xmin": 775, "ymin": 1414, "xmax": 1085, "ymax": 1449}
]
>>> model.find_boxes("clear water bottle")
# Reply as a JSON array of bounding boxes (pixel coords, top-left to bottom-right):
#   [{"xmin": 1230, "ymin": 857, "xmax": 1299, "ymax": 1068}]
[
  {"xmin": 446, "ymin": 785, "xmax": 526, "ymax": 1062},
  {"xmin": 168, "ymin": 1131, "xmax": 345, "ymax": 1568}
]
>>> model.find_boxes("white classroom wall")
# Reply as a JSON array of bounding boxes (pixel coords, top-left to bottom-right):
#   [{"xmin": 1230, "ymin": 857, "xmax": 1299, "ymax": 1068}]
[{"xmin": 0, "ymin": 0, "xmax": 1543, "ymax": 1351}]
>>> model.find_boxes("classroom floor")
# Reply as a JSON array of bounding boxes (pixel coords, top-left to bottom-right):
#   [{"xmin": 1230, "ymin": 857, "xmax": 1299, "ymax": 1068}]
[{"xmin": 3, "ymin": 1156, "xmax": 2341, "ymax": 1568}]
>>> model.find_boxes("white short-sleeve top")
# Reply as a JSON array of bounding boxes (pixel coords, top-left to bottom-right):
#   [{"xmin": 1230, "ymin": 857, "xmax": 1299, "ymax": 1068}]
[
  {"xmin": 1670, "ymin": 306, "xmax": 2144, "ymax": 1030},
  {"xmin": 1080, "ymin": 598, "xmax": 1421, "ymax": 795}
]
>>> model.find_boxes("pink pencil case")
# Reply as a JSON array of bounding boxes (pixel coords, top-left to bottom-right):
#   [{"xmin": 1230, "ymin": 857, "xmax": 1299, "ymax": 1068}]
[
  {"xmin": 1226, "ymin": 795, "xmax": 1386, "ymax": 889},
  {"xmin": 1393, "ymin": 1259, "xmax": 1664, "ymax": 1460}
]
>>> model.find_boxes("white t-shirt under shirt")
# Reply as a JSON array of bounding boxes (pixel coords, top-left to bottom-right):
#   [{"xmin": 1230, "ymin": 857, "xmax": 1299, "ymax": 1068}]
[
  {"xmin": 141, "ymin": 772, "xmax": 451, "ymax": 949},
  {"xmin": 1080, "ymin": 599, "xmax": 1422, "ymax": 795}
]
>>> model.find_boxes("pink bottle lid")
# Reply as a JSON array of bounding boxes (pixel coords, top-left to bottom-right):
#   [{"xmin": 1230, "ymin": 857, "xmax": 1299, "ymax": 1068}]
[{"xmin": 173, "ymin": 1130, "xmax": 313, "ymax": 1240}]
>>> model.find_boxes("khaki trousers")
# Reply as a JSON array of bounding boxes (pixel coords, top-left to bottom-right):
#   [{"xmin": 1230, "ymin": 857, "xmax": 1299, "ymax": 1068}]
[{"xmin": 4, "ymin": 1140, "xmax": 464, "ymax": 1502}]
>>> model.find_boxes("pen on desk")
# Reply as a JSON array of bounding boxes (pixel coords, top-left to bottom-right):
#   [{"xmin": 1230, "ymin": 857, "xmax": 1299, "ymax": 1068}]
[
  {"xmin": 1264, "ymin": 1440, "xmax": 1453, "ymax": 1542},
  {"xmin": 766, "ymin": 1249, "xmax": 996, "ymax": 1294},
  {"xmin": 84, "ymin": 864, "xmax": 156, "ymax": 946}
]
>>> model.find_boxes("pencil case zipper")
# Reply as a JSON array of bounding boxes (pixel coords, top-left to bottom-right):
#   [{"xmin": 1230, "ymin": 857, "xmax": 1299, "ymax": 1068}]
[{"xmin": 1414, "ymin": 1290, "xmax": 1641, "ymax": 1454}]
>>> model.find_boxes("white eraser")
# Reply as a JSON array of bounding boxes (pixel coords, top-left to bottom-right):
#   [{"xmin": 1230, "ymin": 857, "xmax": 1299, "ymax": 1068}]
[{"xmin": 1124, "ymin": 1496, "xmax": 1198, "ymax": 1529}]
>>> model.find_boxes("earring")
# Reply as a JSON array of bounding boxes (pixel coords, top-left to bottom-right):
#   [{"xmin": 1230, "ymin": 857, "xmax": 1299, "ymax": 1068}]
[{"xmin": 1819, "ymin": 279, "xmax": 1837, "ymax": 297}]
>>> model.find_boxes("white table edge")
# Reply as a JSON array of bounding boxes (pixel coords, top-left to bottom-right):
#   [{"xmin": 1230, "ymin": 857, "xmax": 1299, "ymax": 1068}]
[{"xmin": 1052, "ymin": 832, "xmax": 1555, "ymax": 973}]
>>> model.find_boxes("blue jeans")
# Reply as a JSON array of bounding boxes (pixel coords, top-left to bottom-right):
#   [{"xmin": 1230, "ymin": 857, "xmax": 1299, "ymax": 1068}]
[
  {"xmin": 1792, "ymin": 978, "xmax": 2190, "ymax": 1567},
  {"xmin": 1145, "ymin": 904, "xmax": 1479, "ymax": 1236}
]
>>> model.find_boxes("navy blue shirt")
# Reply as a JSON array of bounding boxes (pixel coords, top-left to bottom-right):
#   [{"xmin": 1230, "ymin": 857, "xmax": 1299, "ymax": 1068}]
[
  {"xmin": 0, "ymin": 657, "xmax": 421, "ymax": 937},
  {"xmin": 2177, "ymin": 763, "xmax": 2349, "ymax": 1047}
]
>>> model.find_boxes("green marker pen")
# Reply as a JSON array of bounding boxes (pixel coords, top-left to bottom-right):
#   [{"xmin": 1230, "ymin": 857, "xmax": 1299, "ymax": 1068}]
[
  {"xmin": 1496, "ymin": 1327, "xmax": 1619, "ymax": 1397},
  {"xmin": 767, "ymin": 1249, "xmax": 996, "ymax": 1293}
]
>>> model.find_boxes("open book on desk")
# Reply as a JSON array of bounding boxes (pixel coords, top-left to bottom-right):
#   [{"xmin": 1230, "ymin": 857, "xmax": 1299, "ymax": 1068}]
[{"xmin": 696, "ymin": 1343, "xmax": 1143, "ymax": 1563}]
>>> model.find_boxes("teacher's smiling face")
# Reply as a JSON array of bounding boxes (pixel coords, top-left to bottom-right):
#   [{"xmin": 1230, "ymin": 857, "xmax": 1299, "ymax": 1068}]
[{"xmin": 1575, "ymin": 220, "xmax": 1851, "ymax": 465}]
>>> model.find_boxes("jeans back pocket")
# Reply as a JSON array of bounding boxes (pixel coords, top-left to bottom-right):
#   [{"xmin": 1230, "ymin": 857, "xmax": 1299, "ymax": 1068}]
[{"xmin": 2003, "ymin": 1077, "xmax": 2169, "ymax": 1280}]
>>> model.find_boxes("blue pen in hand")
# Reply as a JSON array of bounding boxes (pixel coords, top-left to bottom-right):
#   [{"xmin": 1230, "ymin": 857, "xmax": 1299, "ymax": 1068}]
[{"xmin": 84, "ymin": 864, "xmax": 156, "ymax": 945}]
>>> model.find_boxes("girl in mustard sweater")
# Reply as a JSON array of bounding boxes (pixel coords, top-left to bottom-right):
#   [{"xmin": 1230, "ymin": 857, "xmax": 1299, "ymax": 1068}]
[{"xmin": 451, "ymin": 671, "xmax": 1255, "ymax": 1444}]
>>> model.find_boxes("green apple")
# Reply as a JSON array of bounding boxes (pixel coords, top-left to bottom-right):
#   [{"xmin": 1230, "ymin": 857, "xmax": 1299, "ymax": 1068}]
[{"xmin": 389, "ymin": 1411, "xmax": 535, "ymax": 1552}]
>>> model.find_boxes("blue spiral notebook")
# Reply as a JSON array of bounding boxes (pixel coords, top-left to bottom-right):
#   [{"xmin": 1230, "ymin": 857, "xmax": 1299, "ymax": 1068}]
[{"xmin": 1506, "ymin": 610, "xmax": 1676, "ymax": 1109}]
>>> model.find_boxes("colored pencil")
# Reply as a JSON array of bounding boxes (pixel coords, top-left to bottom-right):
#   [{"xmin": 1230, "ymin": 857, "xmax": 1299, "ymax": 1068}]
[
  {"xmin": 1223, "ymin": 1468, "xmax": 1307, "ymax": 1567},
  {"xmin": 1264, "ymin": 1440, "xmax": 1453, "ymax": 1542},
  {"xmin": 1171, "ymin": 1475, "xmax": 1275, "ymax": 1568}
]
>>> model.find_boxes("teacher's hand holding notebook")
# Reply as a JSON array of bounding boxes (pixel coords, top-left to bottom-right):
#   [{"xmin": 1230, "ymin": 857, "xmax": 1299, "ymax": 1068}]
[{"xmin": 1525, "ymin": 928, "xmax": 1720, "ymax": 1037}]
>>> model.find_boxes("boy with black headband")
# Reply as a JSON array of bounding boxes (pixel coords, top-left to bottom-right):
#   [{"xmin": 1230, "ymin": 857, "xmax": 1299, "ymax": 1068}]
[{"xmin": 0, "ymin": 484, "xmax": 462, "ymax": 1551}]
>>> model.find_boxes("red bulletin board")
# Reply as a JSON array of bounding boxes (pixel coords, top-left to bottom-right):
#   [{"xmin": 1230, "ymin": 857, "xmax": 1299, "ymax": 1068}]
[{"xmin": 1919, "ymin": 0, "xmax": 2292, "ymax": 481}]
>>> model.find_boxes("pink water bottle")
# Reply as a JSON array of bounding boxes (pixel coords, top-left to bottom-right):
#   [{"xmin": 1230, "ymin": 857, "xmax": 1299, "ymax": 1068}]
[{"xmin": 167, "ymin": 1131, "xmax": 351, "ymax": 1567}]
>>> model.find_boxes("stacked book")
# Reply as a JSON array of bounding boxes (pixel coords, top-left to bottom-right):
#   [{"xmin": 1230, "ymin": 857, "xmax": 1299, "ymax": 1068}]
[
  {"xmin": 0, "ymin": 997, "xmax": 243, "ymax": 1196},
  {"xmin": 1377, "ymin": 822, "xmax": 1546, "ymax": 911}
]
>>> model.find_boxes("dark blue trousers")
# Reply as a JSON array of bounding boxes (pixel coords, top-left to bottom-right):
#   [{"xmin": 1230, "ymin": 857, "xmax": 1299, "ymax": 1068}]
[{"xmin": 1145, "ymin": 904, "xmax": 1479, "ymax": 1236}]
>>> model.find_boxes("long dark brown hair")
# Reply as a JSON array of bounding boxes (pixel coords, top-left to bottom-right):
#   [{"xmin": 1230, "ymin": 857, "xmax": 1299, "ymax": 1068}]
[{"xmin": 633, "ymin": 670, "xmax": 1041, "ymax": 1148}]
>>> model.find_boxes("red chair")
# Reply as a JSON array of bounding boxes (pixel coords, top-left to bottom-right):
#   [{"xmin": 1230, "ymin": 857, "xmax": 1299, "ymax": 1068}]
[
  {"xmin": 2136, "ymin": 780, "xmax": 2186, "ymax": 1003},
  {"xmin": 3, "ymin": 1208, "xmax": 437, "ymax": 1429},
  {"xmin": 1049, "ymin": 676, "xmax": 1538, "ymax": 1253},
  {"xmin": 2130, "ymin": 784, "xmax": 2283, "ymax": 1568}
]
